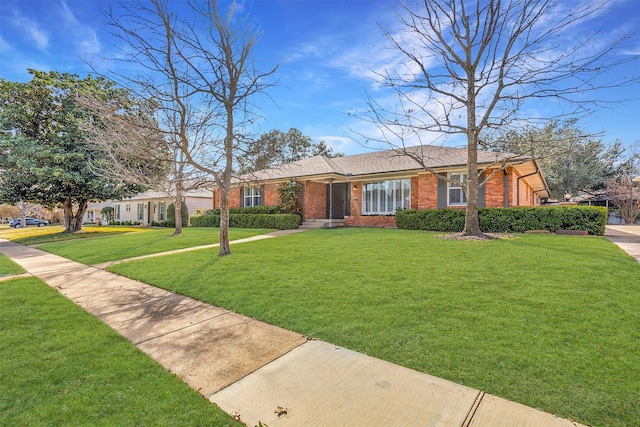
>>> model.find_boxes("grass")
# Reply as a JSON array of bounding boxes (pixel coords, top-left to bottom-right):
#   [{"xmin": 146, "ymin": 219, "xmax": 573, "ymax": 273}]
[
  {"xmin": 0, "ymin": 224, "xmax": 135, "ymax": 245},
  {"xmin": 0, "ymin": 277, "xmax": 242, "ymax": 426},
  {"xmin": 98, "ymin": 228, "xmax": 640, "ymax": 427},
  {"xmin": 29, "ymin": 227, "xmax": 274, "ymax": 265},
  {"xmin": 0, "ymin": 253, "xmax": 25, "ymax": 277}
]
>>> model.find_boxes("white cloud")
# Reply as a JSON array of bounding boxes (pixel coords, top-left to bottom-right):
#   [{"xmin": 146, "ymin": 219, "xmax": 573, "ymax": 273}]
[
  {"xmin": 60, "ymin": 1, "xmax": 101, "ymax": 55},
  {"xmin": 12, "ymin": 10, "xmax": 49, "ymax": 51},
  {"xmin": 0, "ymin": 34, "xmax": 11, "ymax": 53}
]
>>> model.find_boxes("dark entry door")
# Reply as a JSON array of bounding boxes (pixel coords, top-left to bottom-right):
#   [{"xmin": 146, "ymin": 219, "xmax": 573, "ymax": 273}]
[{"xmin": 327, "ymin": 183, "xmax": 350, "ymax": 219}]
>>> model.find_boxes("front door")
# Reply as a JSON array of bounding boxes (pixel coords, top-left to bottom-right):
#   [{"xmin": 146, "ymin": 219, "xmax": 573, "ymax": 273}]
[{"xmin": 327, "ymin": 182, "xmax": 350, "ymax": 219}]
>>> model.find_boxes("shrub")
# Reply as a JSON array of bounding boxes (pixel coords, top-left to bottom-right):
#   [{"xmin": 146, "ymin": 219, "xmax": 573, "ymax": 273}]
[
  {"xmin": 167, "ymin": 202, "xmax": 189, "ymax": 227},
  {"xmin": 190, "ymin": 213, "xmax": 301, "ymax": 229},
  {"xmin": 396, "ymin": 206, "xmax": 607, "ymax": 235},
  {"xmin": 277, "ymin": 180, "xmax": 302, "ymax": 215},
  {"xmin": 202, "ymin": 206, "xmax": 286, "ymax": 216}
]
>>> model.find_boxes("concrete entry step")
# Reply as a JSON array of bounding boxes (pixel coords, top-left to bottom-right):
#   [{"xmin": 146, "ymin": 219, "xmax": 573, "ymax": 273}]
[{"xmin": 300, "ymin": 219, "xmax": 345, "ymax": 229}]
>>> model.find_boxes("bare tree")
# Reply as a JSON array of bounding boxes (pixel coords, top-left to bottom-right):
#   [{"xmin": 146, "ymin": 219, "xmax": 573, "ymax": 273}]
[
  {"xmin": 79, "ymin": 94, "xmax": 211, "ymax": 235},
  {"xmin": 98, "ymin": 0, "xmax": 277, "ymax": 254},
  {"xmin": 356, "ymin": 0, "xmax": 637, "ymax": 237},
  {"xmin": 608, "ymin": 174, "xmax": 640, "ymax": 225}
]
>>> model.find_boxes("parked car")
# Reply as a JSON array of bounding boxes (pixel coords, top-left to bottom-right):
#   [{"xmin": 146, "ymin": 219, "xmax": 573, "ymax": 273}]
[{"xmin": 9, "ymin": 218, "xmax": 49, "ymax": 228}]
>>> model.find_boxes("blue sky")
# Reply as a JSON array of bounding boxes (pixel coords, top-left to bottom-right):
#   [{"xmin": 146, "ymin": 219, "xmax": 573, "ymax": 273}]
[{"xmin": 1, "ymin": 0, "xmax": 639, "ymax": 156}]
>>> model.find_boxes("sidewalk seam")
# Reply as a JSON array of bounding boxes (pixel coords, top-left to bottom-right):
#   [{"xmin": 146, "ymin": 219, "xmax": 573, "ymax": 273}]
[{"xmin": 461, "ymin": 390, "xmax": 485, "ymax": 427}]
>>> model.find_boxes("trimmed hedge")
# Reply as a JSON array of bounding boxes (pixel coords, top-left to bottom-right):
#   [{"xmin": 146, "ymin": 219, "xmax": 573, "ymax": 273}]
[
  {"xmin": 190, "ymin": 213, "xmax": 301, "ymax": 230},
  {"xmin": 395, "ymin": 206, "xmax": 607, "ymax": 235},
  {"xmin": 200, "ymin": 206, "xmax": 286, "ymax": 216}
]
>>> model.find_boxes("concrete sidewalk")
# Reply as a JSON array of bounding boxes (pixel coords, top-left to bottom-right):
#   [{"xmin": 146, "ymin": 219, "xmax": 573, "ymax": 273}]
[
  {"xmin": 605, "ymin": 225, "xmax": 640, "ymax": 262},
  {"xmin": 0, "ymin": 237, "xmax": 586, "ymax": 426}
]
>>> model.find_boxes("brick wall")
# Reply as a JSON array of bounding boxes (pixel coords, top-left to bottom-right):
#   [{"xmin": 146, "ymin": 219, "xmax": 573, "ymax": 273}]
[
  {"xmin": 227, "ymin": 187, "xmax": 241, "ymax": 209},
  {"xmin": 416, "ymin": 173, "xmax": 438, "ymax": 209},
  {"xmin": 344, "ymin": 215, "xmax": 396, "ymax": 227},
  {"xmin": 264, "ymin": 182, "xmax": 280, "ymax": 206},
  {"xmin": 304, "ymin": 180, "xmax": 327, "ymax": 219},
  {"xmin": 484, "ymin": 169, "xmax": 506, "ymax": 208}
]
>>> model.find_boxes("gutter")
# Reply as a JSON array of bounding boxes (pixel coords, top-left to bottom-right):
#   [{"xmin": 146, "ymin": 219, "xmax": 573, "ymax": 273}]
[{"xmin": 516, "ymin": 162, "xmax": 540, "ymax": 206}]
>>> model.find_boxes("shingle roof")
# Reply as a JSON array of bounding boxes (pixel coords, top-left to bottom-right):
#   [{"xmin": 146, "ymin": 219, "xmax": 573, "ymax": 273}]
[{"xmin": 240, "ymin": 145, "xmax": 517, "ymax": 181}]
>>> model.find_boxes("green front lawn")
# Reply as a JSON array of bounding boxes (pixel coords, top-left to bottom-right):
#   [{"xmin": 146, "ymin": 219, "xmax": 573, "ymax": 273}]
[
  {"xmin": 34, "ymin": 227, "xmax": 274, "ymax": 265},
  {"xmin": 101, "ymin": 228, "xmax": 640, "ymax": 427},
  {"xmin": 0, "ymin": 277, "xmax": 241, "ymax": 426},
  {"xmin": 0, "ymin": 253, "xmax": 25, "ymax": 276},
  {"xmin": 0, "ymin": 224, "xmax": 136, "ymax": 245}
]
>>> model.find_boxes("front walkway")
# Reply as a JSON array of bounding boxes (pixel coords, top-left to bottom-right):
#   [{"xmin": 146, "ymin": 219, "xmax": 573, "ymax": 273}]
[{"xmin": 0, "ymin": 233, "xmax": 587, "ymax": 426}]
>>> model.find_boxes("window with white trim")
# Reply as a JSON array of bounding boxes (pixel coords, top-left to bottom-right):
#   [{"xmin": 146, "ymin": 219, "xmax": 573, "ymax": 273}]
[
  {"xmin": 448, "ymin": 173, "xmax": 467, "ymax": 206},
  {"xmin": 362, "ymin": 179, "xmax": 410, "ymax": 215},
  {"xmin": 159, "ymin": 202, "xmax": 166, "ymax": 221},
  {"xmin": 115, "ymin": 204, "xmax": 121, "ymax": 220},
  {"xmin": 125, "ymin": 203, "xmax": 131, "ymax": 213},
  {"xmin": 244, "ymin": 187, "xmax": 262, "ymax": 207},
  {"xmin": 137, "ymin": 203, "xmax": 144, "ymax": 221}
]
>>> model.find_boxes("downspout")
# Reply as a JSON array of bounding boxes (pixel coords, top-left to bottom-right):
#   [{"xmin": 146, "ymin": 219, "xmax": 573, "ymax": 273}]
[
  {"xmin": 503, "ymin": 170, "xmax": 509, "ymax": 208},
  {"xmin": 516, "ymin": 163, "xmax": 540, "ymax": 207}
]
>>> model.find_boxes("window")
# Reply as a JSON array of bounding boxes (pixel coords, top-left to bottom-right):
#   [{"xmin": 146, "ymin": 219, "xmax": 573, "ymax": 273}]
[
  {"xmin": 137, "ymin": 203, "xmax": 144, "ymax": 221},
  {"xmin": 115, "ymin": 204, "xmax": 121, "ymax": 220},
  {"xmin": 159, "ymin": 202, "xmax": 166, "ymax": 221},
  {"xmin": 125, "ymin": 203, "xmax": 131, "ymax": 213},
  {"xmin": 448, "ymin": 173, "xmax": 467, "ymax": 206},
  {"xmin": 362, "ymin": 179, "xmax": 410, "ymax": 215},
  {"xmin": 244, "ymin": 187, "xmax": 262, "ymax": 207}
]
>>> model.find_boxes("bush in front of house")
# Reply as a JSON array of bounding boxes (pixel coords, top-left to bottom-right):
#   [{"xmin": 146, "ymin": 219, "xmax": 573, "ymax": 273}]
[
  {"xmin": 167, "ymin": 202, "xmax": 189, "ymax": 227},
  {"xmin": 396, "ymin": 206, "xmax": 607, "ymax": 235},
  {"xmin": 190, "ymin": 213, "xmax": 301, "ymax": 229},
  {"xmin": 201, "ymin": 206, "xmax": 286, "ymax": 216}
]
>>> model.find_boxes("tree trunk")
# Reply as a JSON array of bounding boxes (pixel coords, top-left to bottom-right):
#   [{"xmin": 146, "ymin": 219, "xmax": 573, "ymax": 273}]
[
  {"xmin": 218, "ymin": 99, "xmax": 234, "ymax": 257},
  {"xmin": 219, "ymin": 185, "xmax": 230, "ymax": 256},
  {"xmin": 461, "ymin": 68, "xmax": 487, "ymax": 238},
  {"xmin": 462, "ymin": 139, "xmax": 484, "ymax": 236},
  {"xmin": 63, "ymin": 197, "xmax": 87, "ymax": 233},
  {"xmin": 173, "ymin": 187, "xmax": 183, "ymax": 236}
]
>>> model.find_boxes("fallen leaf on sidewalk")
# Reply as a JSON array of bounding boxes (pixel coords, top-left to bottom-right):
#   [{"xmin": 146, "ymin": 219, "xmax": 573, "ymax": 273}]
[{"xmin": 274, "ymin": 406, "xmax": 288, "ymax": 417}]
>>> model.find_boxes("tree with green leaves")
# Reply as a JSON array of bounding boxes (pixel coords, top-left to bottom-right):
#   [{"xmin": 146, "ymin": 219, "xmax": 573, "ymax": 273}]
[
  {"xmin": 0, "ymin": 70, "xmax": 160, "ymax": 232},
  {"xmin": 484, "ymin": 120, "xmax": 639, "ymax": 199},
  {"xmin": 237, "ymin": 128, "xmax": 343, "ymax": 173}
]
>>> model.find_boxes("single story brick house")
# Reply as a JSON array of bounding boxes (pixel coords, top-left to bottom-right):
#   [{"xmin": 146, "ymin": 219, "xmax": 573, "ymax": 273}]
[
  {"xmin": 85, "ymin": 188, "xmax": 213, "ymax": 225},
  {"xmin": 219, "ymin": 146, "xmax": 550, "ymax": 227}
]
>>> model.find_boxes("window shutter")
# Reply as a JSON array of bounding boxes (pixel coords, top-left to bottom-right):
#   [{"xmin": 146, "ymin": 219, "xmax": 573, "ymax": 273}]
[
  {"xmin": 478, "ymin": 171, "xmax": 486, "ymax": 208},
  {"xmin": 260, "ymin": 185, "xmax": 265, "ymax": 206},
  {"xmin": 240, "ymin": 187, "xmax": 245, "ymax": 207},
  {"xmin": 437, "ymin": 177, "xmax": 447, "ymax": 209}
]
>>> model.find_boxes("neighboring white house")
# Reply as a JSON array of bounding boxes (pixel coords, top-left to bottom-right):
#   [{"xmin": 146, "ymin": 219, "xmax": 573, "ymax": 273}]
[{"xmin": 85, "ymin": 188, "xmax": 213, "ymax": 225}]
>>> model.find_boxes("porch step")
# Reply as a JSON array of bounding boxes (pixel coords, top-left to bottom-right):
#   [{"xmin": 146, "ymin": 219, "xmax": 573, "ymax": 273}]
[{"xmin": 299, "ymin": 219, "xmax": 345, "ymax": 229}]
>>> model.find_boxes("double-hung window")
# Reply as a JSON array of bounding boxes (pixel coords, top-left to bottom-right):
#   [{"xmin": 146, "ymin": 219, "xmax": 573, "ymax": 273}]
[
  {"xmin": 244, "ymin": 187, "xmax": 262, "ymax": 207},
  {"xmin": 362, "ymin": 179, "xmax": 410, "ymax": 215},
  {"xmin": 159, "ymin": 202, "xmax": 166, "ymax": 221},
  {"xmin": 115, "ymin": 204, "xmax": 121, "ymax": 220},
  {"xmin": 448, "ymin": 173, "xmax": 467, "ymax": 206},
  {"xmin": 137, "ymin": 203, "xmax": 144, "ymax": 221}
]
